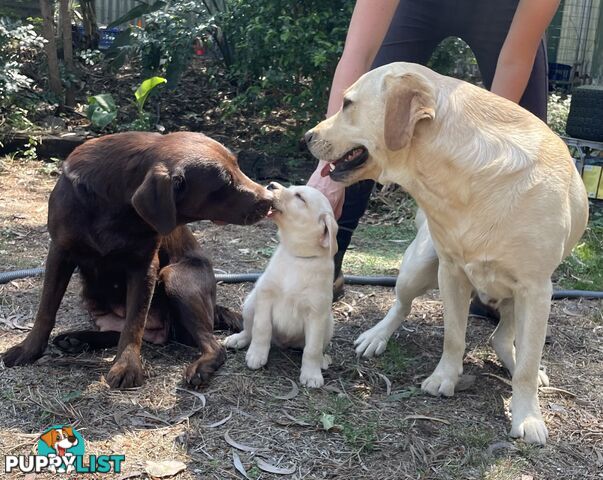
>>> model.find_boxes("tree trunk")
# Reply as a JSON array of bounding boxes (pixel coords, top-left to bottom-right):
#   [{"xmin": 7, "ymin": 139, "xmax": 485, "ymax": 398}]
[
  {"xmin": 80, "ymin": 0, "xmax": 99, "ymax": 50},
  {"xmin": 39, "ymin": 0, "xmax": 63, "ymax": 100},
  {"xmin": 59, "ymin": 0, "xmax": 75, "ymax": 106}
]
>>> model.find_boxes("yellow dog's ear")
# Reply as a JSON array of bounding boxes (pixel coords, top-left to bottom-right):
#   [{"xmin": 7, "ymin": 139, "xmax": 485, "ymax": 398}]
[
  {"xmin": 40, "ymin": 429, "xmax": 58, "ymax": 448},
  {"xmin": 383, "ymin": 73, "xmax": 435, "ymax": 151}
]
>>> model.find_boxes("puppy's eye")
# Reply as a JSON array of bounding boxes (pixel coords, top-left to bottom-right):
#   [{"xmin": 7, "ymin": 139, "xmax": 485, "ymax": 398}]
[
  {"xmin": 294, "ymin": 192, "xmax": 306, "ymax": 204},
  {"xmin": 342, "ymin": 98, "xmax": 353, "ymax": 110}
]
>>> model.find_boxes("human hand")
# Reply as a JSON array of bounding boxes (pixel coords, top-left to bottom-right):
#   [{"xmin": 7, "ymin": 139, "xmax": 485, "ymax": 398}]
[{"xmin": 307, "ymin": 161, "xmax": 345, "ymax": 219}]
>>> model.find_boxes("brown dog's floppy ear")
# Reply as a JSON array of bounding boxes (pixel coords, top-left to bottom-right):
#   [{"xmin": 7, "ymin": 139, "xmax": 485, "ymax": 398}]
[
  {"xmin": 383, "ymin": 73, "xmax": 435, "ymax": 151},
  {"xmin": 319, "ymin": 213, "xmax": 339, "ymax": 258},
  {"xmin": 132, "ymin": 164, "xmax": 177, "ymax": 235}
]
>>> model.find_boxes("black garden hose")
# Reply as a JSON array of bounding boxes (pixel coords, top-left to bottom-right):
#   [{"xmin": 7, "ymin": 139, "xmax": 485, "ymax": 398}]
[{"xmin": 2, "ymin": 267, "xmax": 603, "ymax": 300}]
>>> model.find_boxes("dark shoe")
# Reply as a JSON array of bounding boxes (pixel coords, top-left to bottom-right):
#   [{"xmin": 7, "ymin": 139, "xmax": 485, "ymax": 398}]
[
  {"xmin": 333, "ymin": 271, "xmax": 344, "ymax": 302},
  {"xmin": 468, "ymin": 296, "xmax": 500, "ymax": 324}
]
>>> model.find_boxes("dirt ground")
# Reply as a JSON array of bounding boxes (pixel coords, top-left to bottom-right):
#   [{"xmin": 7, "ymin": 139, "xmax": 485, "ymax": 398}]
[{"xmin": 1, "ymin": 158, "xmax": 602, "ymax": 480}]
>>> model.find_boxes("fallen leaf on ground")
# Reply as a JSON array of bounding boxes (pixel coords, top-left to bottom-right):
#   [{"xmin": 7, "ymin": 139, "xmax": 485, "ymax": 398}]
[
  {"xmin": 402, "ymin": 415, "xmax": 450, "ymax": 425},
  {"xmin": 204, "ymin": 411, "xmax": 232, "ymax": 428},
  {"xmin": 271, "ymin": 378, "xmax": 299, "ymax": 400},
  {"xmin": 256, "ymin": 458, "xmax": 296, "ymax": 475},
  {"xmin": 232, "ymin": 452, "xmax": 250, "ymax": 479},
  {"xmin": 224, "ymin": 431, "xmax": 264, "ymax": 452},
  {"xmin": 144, "ymin": 460, "xmax": 186, "ymax": 478}
]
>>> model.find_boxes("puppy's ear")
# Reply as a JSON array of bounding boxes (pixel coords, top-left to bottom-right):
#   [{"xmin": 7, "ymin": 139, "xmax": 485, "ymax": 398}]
[
  {"xmin": 319, "ymin": 213, "xmax": 338, "ymax": 257},
  {"xmin": 383, "ymin": 73, "xmax": 435, "ymax": 151},
  {"xmin": 132, "ymin": 164, "xmax": 177, "ymax": 235}
]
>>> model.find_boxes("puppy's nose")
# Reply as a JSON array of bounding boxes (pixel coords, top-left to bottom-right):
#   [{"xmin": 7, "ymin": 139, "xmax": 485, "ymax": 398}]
[
  {"xmin": 303, "ymin": 130, "xmax": 314, "ymax": 145},
  {"xmin": 267, "ymin": 182, "xmax": 280, "ymax": 191}
]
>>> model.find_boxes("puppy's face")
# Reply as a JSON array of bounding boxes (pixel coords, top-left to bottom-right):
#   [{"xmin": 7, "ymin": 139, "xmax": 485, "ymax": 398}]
[
  {"xmin": 132, "ymin": 133, "xmax": 273, "ymax": 235},
  {"xmin": 267, "ymin": 183, "xmax": 338, "ymax": 257},
  {"xmin": 305, "ymin": 63, "xmax": 436, "ymax": 186}
]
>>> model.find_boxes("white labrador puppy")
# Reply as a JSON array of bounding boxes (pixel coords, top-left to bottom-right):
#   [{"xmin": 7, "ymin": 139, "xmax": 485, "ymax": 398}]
[
  {"xmin": 224, "ymin": 183, "xmax": 337, "ymax": 388},
  {"xmin": 305, "ymin": 62, "xmax": 588, "ymax": 444}
]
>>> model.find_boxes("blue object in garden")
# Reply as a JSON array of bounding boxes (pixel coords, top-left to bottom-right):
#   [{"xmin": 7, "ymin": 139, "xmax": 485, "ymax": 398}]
[{"xmin": 99, "ymin": 27, "xmax": 122, "ymax": 50}]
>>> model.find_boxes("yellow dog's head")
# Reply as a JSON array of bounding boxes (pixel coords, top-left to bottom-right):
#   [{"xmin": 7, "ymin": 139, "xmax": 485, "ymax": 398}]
[{"xmin": 305, "ymin": 62, "xmax": 437, "ymax": 186}]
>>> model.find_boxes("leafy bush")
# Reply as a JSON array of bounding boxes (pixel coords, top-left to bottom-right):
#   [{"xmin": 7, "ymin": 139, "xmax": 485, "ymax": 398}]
[
  {"xmin": 428, "ymin": 37, "xmax": 480, "ymax": 83},
  {"xmin": 107, "ymin": 0, "xmax": 214, "ymax": 88},
  {"xmin": 87, "ymin": 76, "xmax": 166, "ymax": 131},
  {"xmin": 0, "ymin": 16, "xmax": 44, "ymax": 133},
  {"xmin": 220, "ymin": 0, "xmax": 352, "ymax": 124},
  {"xmin": 547, "ymin": 93, "xmax": 571, "ymax": 135}
]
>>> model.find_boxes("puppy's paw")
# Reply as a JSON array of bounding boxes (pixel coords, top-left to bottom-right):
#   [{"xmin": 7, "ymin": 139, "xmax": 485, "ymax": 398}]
[
  {"xmin": 246, "ymin": 347, "xmax": 268, "ymax": 370},
  {"xmin": 2, "ymin": 340, "xmax": 47, "ymax": 367},
  {"xmin": 223, "ymin": 332, "xmax": 250, "ymax": 350},
  {"xmin": 321, "ymin": 354, "xmax": 332, "ymax": 370},
  {"xmin": 421, "ymin": 370, "xmax": 458, "ymax": 397},
  {"xmin": 537, "ymin": 368, "xmax": 549, "ymax": 387},
  {"xmin": 510, "ymin": 415, "xmax": 548, "ymax": 445},
  {"xmin": 106, "ymin": 353, "xmax": 144, "ymax": 389},
  {"xmin": 300, "ymin": 367, "xmax": 324, "ymax": 388},
  {"xmin": 354, "ymin": 326, "xmax": 391, "ymax": 358}
]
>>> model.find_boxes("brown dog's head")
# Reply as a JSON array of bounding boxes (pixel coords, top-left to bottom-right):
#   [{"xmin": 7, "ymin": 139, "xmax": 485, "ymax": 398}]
[
  {"xmin": 129, "ymin": 132, "xmax": 273, "ymax": 235},
  {"xmin": 304, "ymin": 62, "xmax": 437, "ymax": 186}
]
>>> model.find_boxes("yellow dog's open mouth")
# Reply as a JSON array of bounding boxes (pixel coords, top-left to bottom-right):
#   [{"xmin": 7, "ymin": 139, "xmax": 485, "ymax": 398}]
[{"xmin": 320, "ymin": 146, "xmax": 369, "ymax": 179}]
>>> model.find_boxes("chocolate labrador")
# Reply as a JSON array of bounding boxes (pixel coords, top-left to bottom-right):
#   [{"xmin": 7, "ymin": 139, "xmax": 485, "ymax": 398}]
[{"xmin": 2, "ymin": 131, "xmax": 272, "ymax": 388}]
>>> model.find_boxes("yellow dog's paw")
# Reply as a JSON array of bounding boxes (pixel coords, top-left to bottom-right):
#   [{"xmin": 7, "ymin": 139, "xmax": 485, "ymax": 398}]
[
  {"xmin": 421, "ymin": 371, "xmax": 457, "ymax": 397},
  {"xmin": 510, "ymin": 415, "xmax": 548, "ymax": 446}
]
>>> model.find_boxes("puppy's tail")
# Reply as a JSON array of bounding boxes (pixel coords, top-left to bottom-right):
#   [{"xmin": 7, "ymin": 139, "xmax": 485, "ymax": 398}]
[{"xmin": 214, "ymin": 305, "xmax": 243, "ymax": 332}]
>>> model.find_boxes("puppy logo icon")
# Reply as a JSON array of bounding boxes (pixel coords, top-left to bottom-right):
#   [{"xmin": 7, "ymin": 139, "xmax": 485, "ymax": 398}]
[
  {"xmin": 38, "ymin": 425, "xmax": 85, "ymax": 473},
  {"xmin": 4, "ymin": 424, "xmax": 124, "ymax": 474}
]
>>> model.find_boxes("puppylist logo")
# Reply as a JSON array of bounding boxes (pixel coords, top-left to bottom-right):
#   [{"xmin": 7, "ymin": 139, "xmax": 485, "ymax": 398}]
[{"xmin": 4, "ymin": 425, "xmax": 125, "ymax": 474}]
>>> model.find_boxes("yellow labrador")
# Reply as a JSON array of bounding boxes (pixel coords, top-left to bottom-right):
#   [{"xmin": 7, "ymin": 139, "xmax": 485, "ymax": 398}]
[
  {"xmin": 224, "ymin": 183, "xmax": 337, "ymax": 387},
  {"xmin": 305, "ymin": 62, "xmax": 588, "ymax": 445}
]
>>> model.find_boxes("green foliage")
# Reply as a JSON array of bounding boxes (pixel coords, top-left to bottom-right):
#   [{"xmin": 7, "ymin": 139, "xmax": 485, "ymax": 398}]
[
  {"xmin": 220, "ymin": 0, "xmax": 352, "ymax": 125},
  {"xmin": 135, "ymin": 76, "xmax": 167, "ymax": 113},
  {"xmin": 87, "ymin": 77, "xmax": 166, "ymax": 131},
  {"xmin": 557, "ymin": 220, "xmax": 603, "ymax": 291},
  {"xmin": 87, "ymin": 93, "xmax": 118, "ymax": 130},
  {"xmin": 428, "ymin": 37, "xmax": 479, "ymax": 81},
  {"xmin": 107, "ymin": 1, "xmax": 213, "ymax": 88},
  {"xmin": 547, "ymin": 93, "xmax": 571, "ymax": 135},
  {"xmin": 0, "ymin": 16, "xmax": 44, "ymax": 133}
]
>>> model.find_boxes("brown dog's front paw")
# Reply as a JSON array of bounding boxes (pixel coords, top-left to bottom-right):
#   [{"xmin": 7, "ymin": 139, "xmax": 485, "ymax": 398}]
[
  {"xmin": 185, "ymin": 347, "xmax": 226, "ymax": 387},
  {"xmin": 2, "ymin": 341, "xmax": 47, "ymax": 367},
  {"xmin": 106, "ymin": 354, "xmax": 144, "ymax": 389}
]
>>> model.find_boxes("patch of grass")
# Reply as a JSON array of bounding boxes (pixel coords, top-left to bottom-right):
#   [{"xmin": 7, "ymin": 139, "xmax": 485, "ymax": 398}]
[
  {"xmin": 343, "ymin": 223, "xmax": 416, "ymax": 276},
  {"xmin": 449, "ymin": 425, "xmax": 495, "ymax": 450},
  {"xmin": 557, "ymin": 222, "xmax": 603, "ymax": 290},
  {"xmin": 377, "ymin": 341, "xmax": 413, "ymax": 377},
  {"xmin": 482, "ymin": 457, "xmax": 531, "ymax": 480},
  {"xmin": 310, "ymin": 395, "xmax": 379, "ymax": 452}
]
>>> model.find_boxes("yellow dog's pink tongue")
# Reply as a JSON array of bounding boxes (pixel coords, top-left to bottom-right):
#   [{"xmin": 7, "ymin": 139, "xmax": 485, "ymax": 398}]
[{"xmin": 320, "ymin": 162, "xmax": 332, "ymax": 177}]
